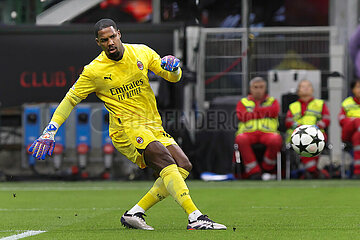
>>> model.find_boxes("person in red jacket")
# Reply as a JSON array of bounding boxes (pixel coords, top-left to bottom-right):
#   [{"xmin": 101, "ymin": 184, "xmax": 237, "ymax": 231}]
[
  {"xmin": 338, "ymin": 79, "xmax": 360, "ymax": 179},
  {"xmin": 235, "ymin": 77, "xmax": 282, "ymax": 180},
  {"xmin": 285, "ymin": 80, "xmax": 330, "ymax": 179}
]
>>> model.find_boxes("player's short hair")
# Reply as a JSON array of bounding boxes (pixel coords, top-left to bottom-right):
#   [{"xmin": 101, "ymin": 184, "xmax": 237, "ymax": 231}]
[
  {"xmin": 249, "ymin": 77, "xmax": 266, "ymax": 87},
  {"xmin": 94, "ymin": 19, "xmax": 118, "ymax": 37},
  {"xmin": 350, "ymin": 79, "xmax": 360, "ymax": 90}
]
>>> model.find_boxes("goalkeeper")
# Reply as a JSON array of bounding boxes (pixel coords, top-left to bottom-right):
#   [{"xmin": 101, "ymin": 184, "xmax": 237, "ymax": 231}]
[{"xmin": 29, "ymin": 19, "xmax": 226, "ymax": 231}]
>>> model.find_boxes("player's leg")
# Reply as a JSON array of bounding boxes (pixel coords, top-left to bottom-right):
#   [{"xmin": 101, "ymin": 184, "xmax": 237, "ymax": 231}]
[
  {"xmin": 133, "ymin": 144, "xmax": 191, "ymax": 213},
  {"xmin": 235, "ymin": 132, "xmax": 261, "ymax": 179},
  {"xmin": 166, "ymin": 145, "xmax": 227, "ymax": 230},
  {"xmin": 144, "ymin": 141, "xmax": 226, "ymax": 230},
  {"xmin": 117, "ymin": 138, "xmax": 193, "ymax": 230},
  {"xmin": 117, "ymin": 131, "xmax": 188, "ymax": 230},
  {"xmin": 144, "ymin": 141, "xmax": 195, "ymax": 211},
  {"xmin": 259, "ymin": 132, "xmax": 282, "ymax": 172},
  {"xmin": 109, "ymin": 130, "xmax": 155, "ymax": 230}
]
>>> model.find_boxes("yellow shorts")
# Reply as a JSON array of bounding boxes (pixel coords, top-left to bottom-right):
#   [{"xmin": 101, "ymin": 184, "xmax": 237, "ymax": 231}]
[{"xmin": 109, "ymin": 124, "xmax": 177, "ymax": 169}]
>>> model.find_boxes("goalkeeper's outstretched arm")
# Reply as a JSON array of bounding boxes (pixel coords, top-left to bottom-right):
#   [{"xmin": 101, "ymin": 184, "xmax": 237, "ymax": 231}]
[
  {"xmin": 51, "ymin": 91, "xmax": 83, "ymax": 126},
  {"xmin": 29, "ymin": 91, "xmax": 83, "ymax": 160},
  {"xmin": 29, "ymin": 64, "xmax": 95, "ymax": 160}
]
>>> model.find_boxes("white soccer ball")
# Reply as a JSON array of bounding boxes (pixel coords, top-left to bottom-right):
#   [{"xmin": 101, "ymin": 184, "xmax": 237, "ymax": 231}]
[{"xmin": 291, "ymin": 125, "xmax": 325, "ymax": 157}]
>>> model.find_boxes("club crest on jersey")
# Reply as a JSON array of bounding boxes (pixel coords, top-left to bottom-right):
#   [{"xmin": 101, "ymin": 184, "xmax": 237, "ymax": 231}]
[
  {"xmin": 137, "ymin": 60, "xmax": 144, "ymax": 70},
  {"xmin": 136, "ymin": 137, "xmax": 144, "ymax": 144}
]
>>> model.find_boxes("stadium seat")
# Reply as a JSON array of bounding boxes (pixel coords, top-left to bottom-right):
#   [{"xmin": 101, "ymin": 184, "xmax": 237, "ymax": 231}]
[{"xmin": 233, "ymin": 142, "xmax": 283, "ymax": 180}]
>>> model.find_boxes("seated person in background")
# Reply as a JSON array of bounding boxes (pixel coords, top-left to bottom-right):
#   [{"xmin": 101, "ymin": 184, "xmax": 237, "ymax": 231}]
[
  {"xmin": 339, "ymin": 79, "xmax": 360, "ymax": 179},
  {"xmin": 285, "ymin": 80, "xmax": 330, "ymax": 179},
  {"xmin": 235, "ymin": 77, "xmax": 282, "ymax": 180}
]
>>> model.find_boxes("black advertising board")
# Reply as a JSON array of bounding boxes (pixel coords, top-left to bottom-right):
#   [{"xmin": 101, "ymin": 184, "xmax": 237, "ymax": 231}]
[{"xmin": 0, "ymin": 24, "xmax": 179, "ymax": 107}]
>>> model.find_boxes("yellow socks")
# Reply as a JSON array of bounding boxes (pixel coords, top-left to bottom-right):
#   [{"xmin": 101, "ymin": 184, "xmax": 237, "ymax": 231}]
[
  {"xmin": 137, "ymin": 167, "xmax": 189, "ymax": 212},
  {"xmin": 178, "ymin": 167, "xmax": 190, "ymax": 180},
  {"xmin": 159, "ymin": 164, "xmax": 197, "ymax": 215}
]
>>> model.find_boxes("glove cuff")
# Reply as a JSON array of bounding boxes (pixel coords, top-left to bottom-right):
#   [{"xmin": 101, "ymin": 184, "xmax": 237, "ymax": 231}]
[
  {"xmin": 42, "ymin": 122, "xmax": 59, "ymax": 136},
  {"xmin": 49, "ymin": 121, "xmax": 60, "ymax": 129}
]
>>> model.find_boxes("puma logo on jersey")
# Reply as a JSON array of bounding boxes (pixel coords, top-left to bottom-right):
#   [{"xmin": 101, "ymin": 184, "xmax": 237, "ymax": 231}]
[{"xmin": 104, "ymin": 74, "xmax": 112, "ymax": 80}]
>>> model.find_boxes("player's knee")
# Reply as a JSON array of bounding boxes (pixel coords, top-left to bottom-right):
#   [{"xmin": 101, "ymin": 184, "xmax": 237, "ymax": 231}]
[
  {"xmin": 149, "ymin": 149, "xmax": 175, "ymax": 165},
  {"xmin": 178, "ymin": 156, "xmax": 192, "ymax": 172},
  {"xmin": 144, "ymin": 141, "xmax": 176, "ymax": 172}
]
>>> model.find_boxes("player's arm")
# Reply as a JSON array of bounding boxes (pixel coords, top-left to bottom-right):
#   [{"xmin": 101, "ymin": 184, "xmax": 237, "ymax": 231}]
[
  {"xmin": 29, "ymin": 66, "xmax": 96, "ymax": 160},
  {"xmin": 145, "ymin": 46, "xmax": 182, "ymax": 82}
]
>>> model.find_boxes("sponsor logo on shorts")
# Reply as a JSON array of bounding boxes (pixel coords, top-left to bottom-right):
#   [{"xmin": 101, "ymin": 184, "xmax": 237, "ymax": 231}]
[
  {"xmin": 160, "ymin": 131, "xmax": 172, "ymax": 138},
  {"xmin": 137, "ymin": 60, "xmax": 144, "ymax": 70},
  {"xmin": 136, "ymin": 137, "xmax": 144, "ymax": 144}
]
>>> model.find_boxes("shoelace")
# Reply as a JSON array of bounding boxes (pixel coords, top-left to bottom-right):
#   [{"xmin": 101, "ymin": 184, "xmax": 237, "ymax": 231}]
[
  {"xmin": 197, "ymin": 215, "xmax": 214, "ymax": 223},
  {"xmin": 133, "ymin": 212, "xmax": 147, "ymax": 221}
]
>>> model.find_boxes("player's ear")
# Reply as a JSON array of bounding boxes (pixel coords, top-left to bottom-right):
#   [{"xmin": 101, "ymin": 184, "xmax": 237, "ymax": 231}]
[
  {"xmin": 118, "ymin": 30, "xmax": 121, "ymax": 38},
  {"xmin": 95, "ymin": 38, "xmax": 100, "ymax": 46}
]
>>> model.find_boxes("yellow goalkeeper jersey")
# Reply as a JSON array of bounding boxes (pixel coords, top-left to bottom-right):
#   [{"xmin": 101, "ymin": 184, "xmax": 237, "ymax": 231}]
[{"xmin": 68, "ymin": 43, "xmax": 181, "ymax": 128}]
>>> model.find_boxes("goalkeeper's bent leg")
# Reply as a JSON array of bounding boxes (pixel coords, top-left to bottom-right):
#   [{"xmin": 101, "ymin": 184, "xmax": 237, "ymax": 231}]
[
  {"xmin": 159, "ymin": 164, "xmax": 198, "ymax": 215},
  {"xmin": 133, "ymin": 167, "xmax": 189, "ymax": 213}
]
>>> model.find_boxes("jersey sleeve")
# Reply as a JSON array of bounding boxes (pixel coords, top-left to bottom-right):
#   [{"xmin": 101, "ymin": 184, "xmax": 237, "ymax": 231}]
[
  {"xmin": 69, "ymin": 65, "xmax": 97, "ymax": 99},
  {"xmin": 50, "ymin": 91, "xmax": 83, "ymax": 126},
  {"xmin": 50, "ymin": 65, "xmax": 96, "ymax": 126},
  {"xmin": 144, "ymin": 45, "xmax": 182, "ymax": 83}
]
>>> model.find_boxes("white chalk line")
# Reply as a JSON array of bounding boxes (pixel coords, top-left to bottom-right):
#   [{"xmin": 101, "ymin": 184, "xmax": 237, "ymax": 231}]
[{"xmin": 0, "ymin": 230, "xmax": 45, "ymax": 240}]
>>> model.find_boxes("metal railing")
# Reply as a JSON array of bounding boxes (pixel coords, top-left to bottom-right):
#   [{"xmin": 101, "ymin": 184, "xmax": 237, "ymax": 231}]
[{"xmin": 195, "ymin": 26, "xmax": 343, "ymax": 110}]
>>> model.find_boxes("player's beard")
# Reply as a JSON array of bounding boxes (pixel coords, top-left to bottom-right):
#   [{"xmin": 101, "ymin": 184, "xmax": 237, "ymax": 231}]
[{"xmin": 108, "ymin": 50, "xmax": 121, "ymax": 60}]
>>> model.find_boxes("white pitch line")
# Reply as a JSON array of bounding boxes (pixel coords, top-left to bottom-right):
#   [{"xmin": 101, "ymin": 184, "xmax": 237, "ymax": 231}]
[{"xmin": 0, "ymin": 231, "xmax": 46, "ymax": 240}]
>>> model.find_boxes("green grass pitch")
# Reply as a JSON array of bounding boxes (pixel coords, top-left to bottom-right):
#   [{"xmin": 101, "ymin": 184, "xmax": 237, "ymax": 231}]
[{"xmin": 0, "ymin": 180, "xmax": 359, "ymax": 239}]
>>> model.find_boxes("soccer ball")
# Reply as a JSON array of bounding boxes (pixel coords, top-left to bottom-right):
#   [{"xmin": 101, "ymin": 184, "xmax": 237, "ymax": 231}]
[{"xmin": 291, "ymin": 125, "xmax": 325, "ymax": 157}]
